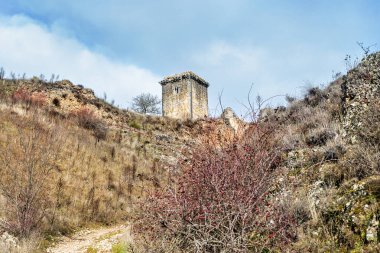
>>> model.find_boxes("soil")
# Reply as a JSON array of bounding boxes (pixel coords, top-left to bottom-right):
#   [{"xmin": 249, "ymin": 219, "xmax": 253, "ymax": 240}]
[{"xmin": 46, "ymin": 225, "xmax": 131, "ymax": 253}]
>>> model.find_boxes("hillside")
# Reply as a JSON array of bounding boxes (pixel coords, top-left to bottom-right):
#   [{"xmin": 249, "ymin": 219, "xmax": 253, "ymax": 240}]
[
  {"xmin": 0, "ymin": 77, "xmax": 239, "ymax": 251},
  {"xmin": 262, "ymin": 52, "xmax": 380, "ymax": 252},
  {"xmin": 0, "ymin": 52, "xmax": 379, "ymax": 252}
]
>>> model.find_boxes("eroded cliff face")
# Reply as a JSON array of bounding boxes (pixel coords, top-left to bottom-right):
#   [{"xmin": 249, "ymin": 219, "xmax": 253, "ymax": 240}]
[{"xmin": 342, "ymin": 52, "xmax": 380, "ymax": 143}]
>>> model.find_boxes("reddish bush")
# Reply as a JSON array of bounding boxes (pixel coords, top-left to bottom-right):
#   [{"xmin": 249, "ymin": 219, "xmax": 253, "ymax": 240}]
[
  {"xmin": 71, "ymin": 107, "xmax": 96, "ymax": 127},
  {"xmin": 134, "ymin": 126, "xmax": 295, "ymax": 252},
  {"xmin": 12, "ymin": 88, "xmax": 46, "ymax": 107},
  {"xmin": 71, "ymin": 107, "xmax": 107, "ymax": 140}
]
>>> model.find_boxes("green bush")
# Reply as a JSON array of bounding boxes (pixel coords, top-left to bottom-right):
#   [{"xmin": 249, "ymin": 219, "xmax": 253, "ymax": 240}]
[
  {"xmin": 111, "ymin": 243, "xmax": 128, "ymax": 253},
  {"xmin": 128, "ymin": 121, "xmax": 141, "ymax": 130}
]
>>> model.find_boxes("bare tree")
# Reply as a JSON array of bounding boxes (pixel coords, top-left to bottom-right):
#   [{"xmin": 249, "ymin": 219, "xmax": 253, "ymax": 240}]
[
  {"xmin": 0, "ymin": 67, "xmax": 5, "ymax": 80},
  {"xmin": 131, "ymin": 93, "xmax": 161, "ymax": 114},
  {"xmin": 49, "ymin": 74, "xmax": 56, "ymax": 84},
  {"xmin": 10, "ymin": 72, "xmax": 16, "ymax": 83},
  {"xmin": 39, "ymin": 74, "xmax": 45, "ymax": 82}
]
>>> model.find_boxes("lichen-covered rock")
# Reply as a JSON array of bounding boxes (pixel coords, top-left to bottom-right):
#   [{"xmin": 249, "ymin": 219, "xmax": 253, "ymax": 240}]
[
  {"xmin": 366, "ymin": 215, "xmax": 379, "ymax": 242},
  {"xmin": 0, "ymin": 232, "xmax": 20, "ymax": 252},
  {"xmin": 342, "ymin": 52, "xmax": 380, "ymax": 143},
  {"xmin": 323, "ymin": 176, "xmax": 380, "ymax": 247}
]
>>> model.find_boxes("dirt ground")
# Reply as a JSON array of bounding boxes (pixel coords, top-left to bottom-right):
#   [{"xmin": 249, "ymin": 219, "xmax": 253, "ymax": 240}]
[{"xmin": 46, "ymin": 225, "xmax": 132, "ymax": 253}]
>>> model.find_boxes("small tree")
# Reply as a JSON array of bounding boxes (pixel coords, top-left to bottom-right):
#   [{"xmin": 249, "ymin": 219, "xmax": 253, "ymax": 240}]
[
  {"xmin": 0, "ymin": 67, "xmax": 5, "ymax": 80},
  {"xmin": 131, "ymin": 93, "xmax": 161, "ymax": 114}
]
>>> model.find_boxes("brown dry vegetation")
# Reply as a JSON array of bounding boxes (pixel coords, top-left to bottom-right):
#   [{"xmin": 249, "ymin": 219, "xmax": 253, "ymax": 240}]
[
  {"xmin": 0, "ymin": 77, "xmax": 238, "ymax": 251},
  {"xmin": 0, "ymin": 88, "xmax": 170, "ymax": 251},
  {"xmin": 262, "ymin": 74, "xmax": 380, "ymax": 252},
  {"xmin": 0, "ymin": 106, "xmax": 157, "ymax": 235},
  {"xmin": 133, "ymin": 123, "xmax": 296, "ymax": 252}
]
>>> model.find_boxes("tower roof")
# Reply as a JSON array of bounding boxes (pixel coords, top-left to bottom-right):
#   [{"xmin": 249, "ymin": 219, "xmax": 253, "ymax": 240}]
[{"xmin": 159, "ymin": 71, "xmax": 209, "ymax": 87}]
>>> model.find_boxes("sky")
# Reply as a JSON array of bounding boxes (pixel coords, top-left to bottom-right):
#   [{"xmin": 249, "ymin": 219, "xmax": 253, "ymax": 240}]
[{"xmin": 0, "ymin": 0, "xmax": 379, "ymax": 116}]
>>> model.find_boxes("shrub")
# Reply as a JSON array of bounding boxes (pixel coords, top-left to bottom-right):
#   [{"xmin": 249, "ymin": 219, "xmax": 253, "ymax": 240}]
[
  {"xmin": 52, "ymin": 97, "xmax": 60, "ymax": 107},
  {"xmin": 134, "ymin": 125, "xmax": 295, "ymax": 252},
  {"xmin": 71, "ymin": 107, "xmax": 107, "ymax": 140},
  {"xmin": 303, "ymin": 87, "xmax": 327, "ymax": 107},
  {"xmin": 12, "ymin": 88, "xmax": 30, "ymax": 103},
  {"xmin": 0, "ymin": 113, "xmax": 60, "ymax": 237},
  {"xmin": 86, "ymin": 246, "xmax": 98, "ymax": 253},
  {"xmin": 340, "ymin": 145, "xmax": 380, "ymax": 180},
  {"xmin": 305, "ymin": 129, "xmax": 336, "ymax": 147},
  {"xmin": 12, "ymin": 88, "xmax": 46, "ymax": 107},
  {"xmin": 111, "ymin": 243, "xmax": 129, "ymax": 253},
  {"xmin": 128, "ymin": 121, "xmax": 141, "ymax": 130}
]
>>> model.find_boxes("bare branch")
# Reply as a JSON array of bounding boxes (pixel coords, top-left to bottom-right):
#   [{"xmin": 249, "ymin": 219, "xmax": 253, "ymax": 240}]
[
  {"xmin": 218, "ymin": 89, "xmax": 224, "ymax": 114},
  {"xmin": 131, "ymin": 93, "xmax": 161, "ymax": 114},
  {"xmin": 356, "ymin": 41, "xmax": 377, "ymax": 56}
]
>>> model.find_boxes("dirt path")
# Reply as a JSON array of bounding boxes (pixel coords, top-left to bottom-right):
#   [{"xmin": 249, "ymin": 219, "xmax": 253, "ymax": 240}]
[{"xmin": 46, "ymin": 225, "xmax": 132, "ymax": 253}]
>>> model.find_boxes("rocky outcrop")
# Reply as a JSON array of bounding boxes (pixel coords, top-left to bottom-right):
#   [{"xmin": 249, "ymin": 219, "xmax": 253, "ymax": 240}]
[
  {"xmin": 221, "ymin": 107, "xmax": 246, "ymax": 134},
  {"xmin": 0, "ymin": 232, "xmax": 19, "ymax": 252},
  {"xmin": 342, "ymin": 52, "xmax": 380, "ymax": 143}
]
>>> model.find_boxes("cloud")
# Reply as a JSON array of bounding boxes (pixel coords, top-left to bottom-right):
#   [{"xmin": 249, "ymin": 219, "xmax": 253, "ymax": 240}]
[
  {"xmin": 0, "ymin": 14, "xmax": 161, "ymax": 108},
  {"xmin": 190, "ymin": 41, "xmax": 347, "ymax": 116},
  {"xmin": 192, "ymin": 42, "xmax": 264, "ymax": 72}
]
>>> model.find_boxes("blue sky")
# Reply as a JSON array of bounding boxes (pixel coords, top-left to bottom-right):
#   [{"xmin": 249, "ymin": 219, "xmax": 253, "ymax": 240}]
[{"xmin": 1, "ymin": 0, "xmax": 379, "ymax": 116}]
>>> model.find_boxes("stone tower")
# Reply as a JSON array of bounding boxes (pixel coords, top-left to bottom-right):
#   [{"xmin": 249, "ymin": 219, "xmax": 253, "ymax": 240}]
[{"xmin": 160, "ymin": 71, "xmax": 209, "ymax": 120}]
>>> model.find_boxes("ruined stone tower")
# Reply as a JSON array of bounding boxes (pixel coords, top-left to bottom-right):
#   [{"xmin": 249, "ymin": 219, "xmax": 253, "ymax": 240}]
[{"xmin": 159, "ymin": 71, "xmax": 209, "ymax": 120}]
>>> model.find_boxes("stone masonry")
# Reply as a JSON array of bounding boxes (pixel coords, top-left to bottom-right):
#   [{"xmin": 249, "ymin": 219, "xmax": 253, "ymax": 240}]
[{"xmin": 160, "ymin": 71, "xmax": 209, "ymax": 120}]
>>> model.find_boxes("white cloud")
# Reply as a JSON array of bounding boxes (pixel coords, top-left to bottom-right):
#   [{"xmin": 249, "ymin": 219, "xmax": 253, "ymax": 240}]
[
  {"xmin": 190, "ymin": 41, "xmax": 347, "ymax": 116},
  {"xmin": 0, "ymin": 14, "xmax": 161, "ymax": 108},
  {"xmin": 192, "ymin": 41, "xmax": 265, "ymax": 73}
]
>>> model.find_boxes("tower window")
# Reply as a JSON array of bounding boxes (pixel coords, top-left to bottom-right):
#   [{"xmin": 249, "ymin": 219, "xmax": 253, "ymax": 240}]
[{"xmin": 175, "ymin": 87, "xmax": 180, "ymax": 94}]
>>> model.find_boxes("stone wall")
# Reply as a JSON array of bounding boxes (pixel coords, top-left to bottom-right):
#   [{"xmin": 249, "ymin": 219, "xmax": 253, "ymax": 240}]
[
  {"xmin": 191, "ymin": 79, "xmax": 208, "ymax": 119},
  {"xmin": 342, "ymin": 52, "xmax": 380, "ymax": 142},
  {"xmin": 161, "ymin": 79, "xmax": 192, "ymax": 119},
  {"xmin": 160, "ymin": 71, "xmax": 208, "ymax": 120}
]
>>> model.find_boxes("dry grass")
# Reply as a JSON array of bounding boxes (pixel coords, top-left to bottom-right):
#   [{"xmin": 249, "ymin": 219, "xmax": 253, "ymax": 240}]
[{"xmin": 0, "ymin": 101, "xmax": 162, "ymax": 244}]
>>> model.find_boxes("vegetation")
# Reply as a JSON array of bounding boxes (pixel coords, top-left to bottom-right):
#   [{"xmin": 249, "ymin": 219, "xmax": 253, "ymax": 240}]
[
  {"xmin": 111, "ymin": 242, "xmax": 130, "ymax": 253},
  {"xmin": 0, "ymin": 79, "xmax": 169, "ymax": 251},
  {"xmin": 1, "ymin": 52, "xmax": 380, "ymax": 252},
  {"xmin": 131, "ymin": 93, "xmax": 161, "ymax": 114},
  {"xmin": 134, "ymin": 124, "xmax": 296, "ymax": 252},
  {"xmin": 70, "ymin": 106, "xmax": 108, "ymax": 140}
]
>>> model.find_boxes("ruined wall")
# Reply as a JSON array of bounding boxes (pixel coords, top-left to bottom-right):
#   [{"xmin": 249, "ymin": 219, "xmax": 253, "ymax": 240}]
[{"xmin": 342, "ymin": 52, "xmax": 380, "ymax": 142}]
